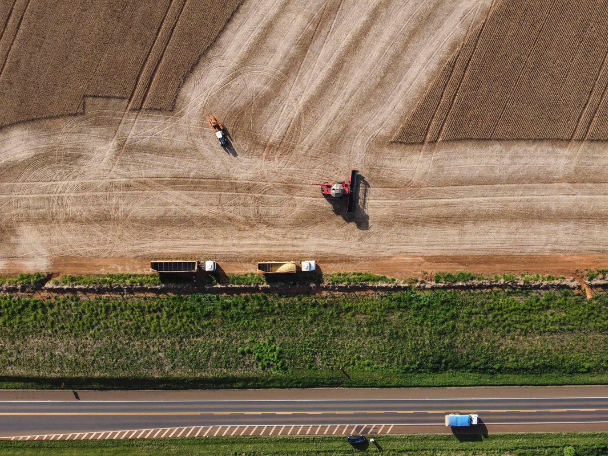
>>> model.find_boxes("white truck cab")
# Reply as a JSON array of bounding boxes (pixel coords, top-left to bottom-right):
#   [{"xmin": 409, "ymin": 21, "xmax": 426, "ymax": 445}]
[
  {"xmin": 204, "ymin": 260, "xmax": 217, "ymax": 272},
  {"xmin": 301, "ymin": 260, "xmax": 316, "ymax": 272}
]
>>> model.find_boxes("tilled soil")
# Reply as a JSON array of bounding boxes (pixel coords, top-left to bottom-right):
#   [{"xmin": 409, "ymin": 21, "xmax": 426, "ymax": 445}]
[{"xmin": 1, "ymin": 0, "xmax": 608, "ymax": 273}]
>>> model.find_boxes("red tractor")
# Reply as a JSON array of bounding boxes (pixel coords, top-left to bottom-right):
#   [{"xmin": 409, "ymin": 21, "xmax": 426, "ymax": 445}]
[{"xmin": 313, "ymin": 170, "xmax": 358, "ymax": 213}]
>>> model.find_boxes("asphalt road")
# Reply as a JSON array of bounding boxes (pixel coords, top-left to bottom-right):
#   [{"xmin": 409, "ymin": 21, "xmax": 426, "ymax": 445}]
[{"xmin": 1, "ymin": 389, "xmax": 608, "ymax": 437}]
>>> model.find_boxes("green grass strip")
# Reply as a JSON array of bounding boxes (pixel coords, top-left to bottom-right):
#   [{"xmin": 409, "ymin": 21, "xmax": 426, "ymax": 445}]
[
  {"xmin": 1, "ymin": 290, "xmax": 608, "ymax": 389},
  {"xmin": 1, "ymin": 433, "xmax": 608, "ymax": 455}
]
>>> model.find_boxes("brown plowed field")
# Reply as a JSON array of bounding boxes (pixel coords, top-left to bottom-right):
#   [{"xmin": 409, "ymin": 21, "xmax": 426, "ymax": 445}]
[
  {"xmin": 1, "ymin": 0, "xmax": 608, "ymax": 275},
  {"xmin": 0, "ymin": 0, "xmax": 242, "ymax": 127},
  {"xmin": 395, "ymin": 0, "xmax": 608, "ymax": 143}
]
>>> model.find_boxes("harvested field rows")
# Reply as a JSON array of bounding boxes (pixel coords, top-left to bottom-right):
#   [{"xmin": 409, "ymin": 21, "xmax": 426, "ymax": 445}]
[
  {"xmin": 142, "ymin": 0, "xmax": 244, "ymax": 111},
  {"xmin": 396, "ymin": 0, "xmax": 608, "ymax": 142},
  {"xmin": 0, "ymin": 0, "xmax": 242, "ymax": 128}
]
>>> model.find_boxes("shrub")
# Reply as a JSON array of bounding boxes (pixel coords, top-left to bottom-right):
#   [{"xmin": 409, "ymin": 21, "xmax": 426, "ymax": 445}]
[
  {"xmin": 0, "ymin": 273, "xmax": 47, "ymax": 286},
  {"xmin": 587, "ymin": 270, "xmax": 599, "ymax": 281}
]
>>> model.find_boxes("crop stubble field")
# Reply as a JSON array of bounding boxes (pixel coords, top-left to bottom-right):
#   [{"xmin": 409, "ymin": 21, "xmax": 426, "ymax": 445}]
[
  {"xmin": 395, "ymin": 0, "xmax": 608, "ymax": 142},
  {"xmin": 1, "ymin": 0, "xmax": 608, "ymax": 272}
]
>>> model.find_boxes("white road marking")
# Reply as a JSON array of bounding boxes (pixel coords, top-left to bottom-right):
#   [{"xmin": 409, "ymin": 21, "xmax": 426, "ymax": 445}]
[
  {"xmin": 145, "ymin": 429, "xmax": 154, "ymax": 438},
  {"xmin": 177, "ymin": 428, "xmax": 186, "ymax": 437},
  {"xmin": 332, "ymin": 425, "xmax": 339, "ymax": 435},
  {"xmin": 203, "ymin": 426, "xmax": 212, "ymax": 437},
  {"xmin": 379, "ymin": 425, "xmax": 385, "ymax": 434},
  {"xmin": 388, "ymin": 425, "xmax": 394, "ymax": 434},
  {"xmin": 306, "ymin": 425, "xmax": 312, "ymax": 435},
  {"xmin": 153, "ymin": 429, "xmax": 162, "ymax": 438},
  {"xmin": 269, "ymin": 426, "xmax": 276, "ymax": 435},
  {"xmin": 222, "ymin": 426, "xmax": 230, "ymax": 436},
  {"xmin": 231, "ymin": 426, "xmax": 238, "ymax": 436},
  {"xmin": 288, "ymin": 425, "xmax": 295, "ymax": 435},
  {"xmin": 186, "ymin": 427, "xmax": 196, "ymax": 438},
  {"xmin": 240, "ymin": 426, "xmax": 248, "ymax": 436},
  {"xmin": 261, "ymin": 426, "xmax": 267, "ymax": 435},
  {"xmin": 169, "ymin": 428, "xmax": 178, "ymax": 438},
  {"xmin": 298, "ymin": 425, "xmax": 303, "ymax": 435},
  {"xmin": 161, "ymin": 428, "xmax": 171, "ymax": 438},
  {"xmin": 280, "ymin": 425, "xmax": 285, "ymax": 435},
  {"xmin": 195, "ymin": 426, "xmax": 204, "ymax": 437},
  {"xmin": 213, "ymin": 426, "xmax": 221, "ymax": 437}
]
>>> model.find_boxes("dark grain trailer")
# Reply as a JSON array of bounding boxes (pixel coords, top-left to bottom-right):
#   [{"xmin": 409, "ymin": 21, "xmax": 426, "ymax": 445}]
[{"xmin": 150, "ymin": 260, "xmax": 198, "ymax": 273}]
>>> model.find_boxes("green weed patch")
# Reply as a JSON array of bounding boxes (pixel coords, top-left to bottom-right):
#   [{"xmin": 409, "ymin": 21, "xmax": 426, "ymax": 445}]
[
  {"xmin": 228, "ymin": 273, "xmax": 266, "ymax": 285},
  {"xmin": 325, "ymin": 272, "xmax": 395, "ymax": 284},
  {"xmin": 58, "ymin": 274, "xmax": 162, "ymax": 286},
  {"xmin": 0, "ymin": 273, "xmax": 47, "ymax": 286}
]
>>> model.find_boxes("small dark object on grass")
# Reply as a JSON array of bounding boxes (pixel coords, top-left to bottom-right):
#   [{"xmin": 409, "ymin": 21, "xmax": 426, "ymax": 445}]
[{"xmin": 347, "ymin": 435, "xmax": 366, "ymax": 444}]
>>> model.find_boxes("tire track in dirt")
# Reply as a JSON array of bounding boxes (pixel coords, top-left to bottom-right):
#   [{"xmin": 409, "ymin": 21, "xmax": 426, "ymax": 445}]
[{"xmin": 369, "ymin": 1, "xmax": 488, "ymax": 192}]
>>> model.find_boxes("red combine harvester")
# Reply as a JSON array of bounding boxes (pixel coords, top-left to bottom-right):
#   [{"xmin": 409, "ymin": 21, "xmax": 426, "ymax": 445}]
[{"xmin": 313, "ymin": 169, "xmax": 358, "ymax": 213}]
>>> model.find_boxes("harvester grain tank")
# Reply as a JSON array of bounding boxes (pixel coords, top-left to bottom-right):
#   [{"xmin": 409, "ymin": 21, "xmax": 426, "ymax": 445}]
[
  {"xmin": 313, "ymin": 170, "xmax": 358, "ymax": 213},
  {"xmin": 206, "ymin": 114, "xmax": 227, "ymax": 146},
  {"xmin": 445, "ymin": 414, "xmax": 478, "ymax": 426}
]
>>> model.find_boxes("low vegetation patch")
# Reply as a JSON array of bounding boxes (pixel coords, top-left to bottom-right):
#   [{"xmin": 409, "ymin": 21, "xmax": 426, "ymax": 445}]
[
  {"xmin": 57, "ymin": 274, "xmax": 162, "ymax": 286},
  {"xmin": 1, "ymin": 289, "xmax": 608, "ymax": 388},
  {"xmin": 432, "ymin": 271, "xmax": 565, "ymax": 283},
  {"xmin": 0, "ymin": 273, "xmax": 47, "ymax": 286},
  {"xmin": 1, "ymin": 433, "xmax": 607, "ymax": 455},
  {"xmin": 228, "ymin": 273, "xmax": 266, "ymax": 285},
  {"xmin": 325, "ymin": 272, "xmax": 396, "ymax": 284},
  {"xmin": 585, "ymin": 269, "xmax": 608, "ymax": 281}
]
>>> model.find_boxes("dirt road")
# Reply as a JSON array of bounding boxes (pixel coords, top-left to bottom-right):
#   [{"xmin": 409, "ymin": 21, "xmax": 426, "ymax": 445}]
[{"xmin": 1, "ymin": 0, "xmax": 608, "ymax": 273}]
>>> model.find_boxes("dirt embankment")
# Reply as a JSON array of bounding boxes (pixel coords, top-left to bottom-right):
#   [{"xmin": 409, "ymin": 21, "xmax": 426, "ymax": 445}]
[{"xmin": 2, "ymin": 254, "xmax": 607, "ymax": 279}]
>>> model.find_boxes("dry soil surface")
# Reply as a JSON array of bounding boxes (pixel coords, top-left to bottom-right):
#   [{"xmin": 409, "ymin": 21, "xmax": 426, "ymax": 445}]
[{"xmin": 1, "ymin": 0, "xmax": 608, "ymax": 275}]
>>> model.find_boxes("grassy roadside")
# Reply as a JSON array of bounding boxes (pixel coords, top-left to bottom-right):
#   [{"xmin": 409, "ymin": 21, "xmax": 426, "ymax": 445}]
[
  {"xmin": 1, "ymin": 289, "xmax": 608, "ymax": 389},
  {"xmin": 1, "ymin": 434, "xmax": 608, "ymax": 455}
]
